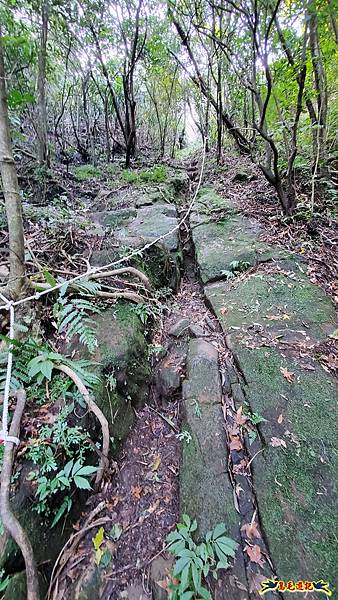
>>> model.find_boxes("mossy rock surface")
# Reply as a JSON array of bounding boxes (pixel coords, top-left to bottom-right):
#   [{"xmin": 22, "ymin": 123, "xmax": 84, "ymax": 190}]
[
  {"xmin": 121, "ymin": 203, "xmax": 179, "ymax": 252},
  {"xmin": 239, "ymin": 347, "xmax": 337, "ymax": 590},
  {"xmin": 87, "ymin": 208, "xmax": 136, "ymax": 233},
  {"xmin": 194, "ymin": 185, "xmax": 238, "ymax": 214},
  {"xmin": 205, "ymin": 262, "xmax": 337, "ymax": 343},
  {"xmin": 196, "ymin": 187, "xmax": 338, "ymax": 592},
  {"xmin": 91, "ymin": 303, "xmax": 150, "ymax": 420},
  {"xmin": 192, "ymin": 214, "xmax": 290, "ymax": 283},
  {"xmin": 180, "ymin": 340, "xmax": 239, "ymax": 539},
  {"xmin": 204, "ymin": 258, "xmax": 337, "ymax": 589}
]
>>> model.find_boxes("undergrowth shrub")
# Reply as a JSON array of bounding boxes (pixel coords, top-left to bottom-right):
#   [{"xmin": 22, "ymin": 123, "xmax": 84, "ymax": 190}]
[{"xmin": 73, "ymin": 164, "xmax": 102, "ymax": 180}]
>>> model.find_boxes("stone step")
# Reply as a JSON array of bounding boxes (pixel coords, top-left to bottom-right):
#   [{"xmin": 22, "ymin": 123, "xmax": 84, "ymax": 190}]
[{"xmin": 180, "ymin": 339, "xmax": 248, "ymax": 599}]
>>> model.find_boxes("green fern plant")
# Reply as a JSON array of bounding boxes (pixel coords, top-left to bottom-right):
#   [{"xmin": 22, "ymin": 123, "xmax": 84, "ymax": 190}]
[
  {"xmin": 0, "ymin": 336, "xmax": 99, "ymax": 393},
  {"xmin": 54, "ymin": 281, "xmax": 102, "ymax": 354}
]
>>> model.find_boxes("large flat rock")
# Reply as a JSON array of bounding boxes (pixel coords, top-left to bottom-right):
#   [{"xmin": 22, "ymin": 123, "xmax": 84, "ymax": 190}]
[
  {"xmin": 238, "ymin": 347, "xmax": 337, "ymax": 589},
  {"xmin": 192, "ymin": 214, "xmax": 290, "ymax": 283},
  {"xmin": 202, "ymin": 239, "xmax": 337, "ymax": 589},
  {"xmin": 205, "ymin": 262, "xmax": 337, "ymax": 344},
  {"xmin": 117, "ymin": 203, "xmax": 179, "ymax": 252},
  {"xmin": 180, "ymin": 339, "xmax": 234, "ymax": 534}
]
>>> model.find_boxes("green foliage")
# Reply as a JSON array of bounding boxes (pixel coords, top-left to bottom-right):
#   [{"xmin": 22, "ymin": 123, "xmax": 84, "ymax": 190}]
[
  {"xmin": 167, "ymin": 515, "xmax": 238, "ymax": 599},
  {"xmin": 221, "ymin": 260, "xmax": 250, "ymax": 279},
  {"xmin": 73, "ymin": 165, "xmax": 102, "ymax": 180},
  {"xmin": 92, "ymin": 526, "xmax": 113, "ymax": 567},
  {"xmin": 121, "ymin": 165, "xmax": 167, "ymax": 184},
  {"xmin": 0, "ymin": 569, "xmax": 10, "ymax": 593},
  {"xmin": 244, "ymin": 406, "xmax": 267, "ymax": 426},
  {"xmin": 130, "ymin": 302, "xmax": 153, "ymax": 324},
  {"xmin": 176, "ymin": 430, "xmax": 192, "ymax": 444},
  {"xmin": 139, "ymin": 165, "xmax": 167, "ymax": 183},
  {"xmin": 105, "ymin": 163, "xmax": 122, "ymax": 176},
  {"xmin": 27, "ymin": 407, "xmax": 95, "ymax": 524},
  {"xmin": 0, "ymin": 335, "xmax": 99, "ymax": 395},
  {"xmin": 54, "ymin": 283, "xmax": 102, "ymax": 354},
  {"xmin": 190, "ymin": 399, "xmax": 202, "ymax": 419},
  {"xmin": 121, "ymin": 169, "xmax": 139, "ymax": 183}
]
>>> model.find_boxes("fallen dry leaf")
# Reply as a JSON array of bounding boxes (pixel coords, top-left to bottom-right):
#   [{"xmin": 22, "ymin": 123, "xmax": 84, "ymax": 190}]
[
  {"xmin": 233, "ymin": 459, "xmax": 247, "ymax": 474},
  {"xmin": 109, "ymin": 496, "xmax": 121, "ymax": 508},
  {"xmin": 270, "ymin": 437, "xmax": 287, "ymax": 449},
  {"xmin": 235, "ymin": 406, "xmax": 248, "ymax": 426},
  {"xmin": 245, "ymin": 544, "xmax": 266, "ymax": 567},
  {"xmin": 131, "ymin": 485, "xmax": 142, "ymax": 499},
  {"xmin": 156, "ymin": 579, "xmax": 169, "ymax": 591},
  {"xmin": 248, "ymin": 572, "xmax": 269, "ymax": 594},
  {"xmin": 147, "ymin": 499, "xmax": 160, "ymax": 514},
  {"xmin": 229, "ymin": 436, "xmax": 243, "ymax": 451},
  {"xmin": 235, "ymin": 483, "xmax": 244, "ymax": 496},
  {"xmin": 241, "ymin": 521, "xmax": 261, "ymax": 540},
  {"xmin": 280, "ymin": 366, "xmax": 294, "ymax": 383},
  {"xmin": 151, "ymin": 454, "xmax": 161, "ymax": 471}
]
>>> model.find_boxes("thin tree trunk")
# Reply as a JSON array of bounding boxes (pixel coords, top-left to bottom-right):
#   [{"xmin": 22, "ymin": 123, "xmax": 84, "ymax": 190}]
[
  {"xmin": 309, "ymin": 9, "xmax": 328, "ymax": 175},
  {"xmin": 0, "ymin": 28, "xmax": 25, "ymax": 297},
  {"xmin": 37, "ymin": 0, "xmax": 49, "ymax": 167}
]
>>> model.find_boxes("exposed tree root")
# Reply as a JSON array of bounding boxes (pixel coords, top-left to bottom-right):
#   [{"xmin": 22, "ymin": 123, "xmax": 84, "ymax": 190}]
[
  {"xmin": 30, "ymin": 266, "xmax": 150, "ymax": 297},
  {"xmin": 89, "ymin": 267, "xmax": 151, "ymax": 289},
  {"xmin": 55, "ymin": 364, "xmax": 109, "ymax": 488},
  {"xmin": 95, "ymin": 290, "xmax": 144, "ymax": 303},
  {"xmin": 0, "ymin": 389, "xmax": 40, "ymax": 600},
  {"xmin": 48, "ymin": 511, "xmax": 110, "ymax": 600}
]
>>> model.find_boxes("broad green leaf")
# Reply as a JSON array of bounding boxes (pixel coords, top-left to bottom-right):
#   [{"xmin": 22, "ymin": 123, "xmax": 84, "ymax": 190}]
[
  {"xmin": 173, "ymin": 555, "xmax": 191, "ymax": 576},
  {"xmin": 179, "ymin": 564, "xmax": 190, "ymax": 593},
  {"xmin": 76, "ymin": 465, "xmax": 97, "ymax": 476},
  {"xmin": 51, "ymin": 497, "xmax": 72, "ymax": 528},
  {"xmin": 93, "ymin": 527, "xmax": 105, "ymax": 551},
  {"xmin": 73, "ymin": 475, "xmax": 91, "ymax": 490},
  {"xmin": 212, "ymin": 523, "xmax": 227, "ymax": 539},
  {"xmin": 43, "ymin": 270, "xmax": 57, "ymax": 287}
]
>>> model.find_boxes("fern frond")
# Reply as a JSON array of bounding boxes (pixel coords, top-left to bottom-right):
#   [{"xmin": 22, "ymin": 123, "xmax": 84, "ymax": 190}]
[
  {"xmin": 73, "ymin": 279, "xmax": 102, "ymax": 295},
  {"xmin": 55, "ymin": 295, "xmax": 102, "ymax": 354},
  {"xmin": 63, "ymin": 358, "xmax": 100, "ymax": 389}
]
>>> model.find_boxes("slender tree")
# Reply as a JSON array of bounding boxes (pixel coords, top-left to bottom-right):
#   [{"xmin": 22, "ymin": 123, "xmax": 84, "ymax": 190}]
[
  {"xmin": 0, "ymin": 26, "xmax": 25, "ymax": 297},
  {"xmin": 37, "ymin": 0, "xmax": 50, "ymax": 167}
]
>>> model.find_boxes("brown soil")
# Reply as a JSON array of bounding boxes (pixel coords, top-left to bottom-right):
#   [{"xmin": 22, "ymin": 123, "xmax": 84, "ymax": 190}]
[{"xmin": 52, "ymin": 402, "xmax": 180, "ymax": 599}]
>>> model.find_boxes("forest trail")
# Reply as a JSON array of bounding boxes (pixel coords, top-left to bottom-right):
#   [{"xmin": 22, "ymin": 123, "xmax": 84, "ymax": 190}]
[
  {"xmin": 6, "ymin": 156, "xmax": 332, "ymax": 600},
  {"xmin": 1, "ymin": 1, "xmax": 337, "ymax": 597}
]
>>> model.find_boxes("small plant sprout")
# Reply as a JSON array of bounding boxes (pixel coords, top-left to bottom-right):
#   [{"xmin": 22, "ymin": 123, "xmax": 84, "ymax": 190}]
[
  {"xmin": 167, "ymin": 515, "xmax": 238, "ymax": 599},
  {"xmin": 176, "ymin": 430, "xmax": 193, "ymax": 444},
  {"xmin": 190, "ymin": 399, "xmax": 202, "ymax": 418}
]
